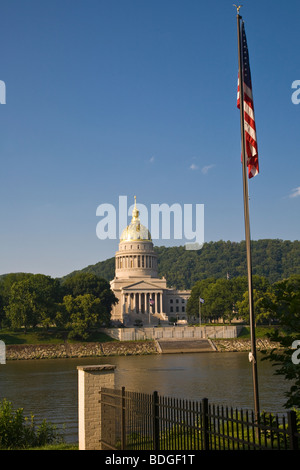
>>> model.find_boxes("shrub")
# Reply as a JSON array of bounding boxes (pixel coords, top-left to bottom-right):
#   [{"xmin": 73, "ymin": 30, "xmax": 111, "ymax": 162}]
[{"xmin": 0, "ymin": 399, "xmax": 64, "ymax": 449}]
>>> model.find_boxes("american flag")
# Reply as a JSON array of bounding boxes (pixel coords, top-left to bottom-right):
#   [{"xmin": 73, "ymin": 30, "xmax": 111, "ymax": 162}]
[{"xmin": 237, "ymin": 21, "xmax": 259, "ymax": 179}]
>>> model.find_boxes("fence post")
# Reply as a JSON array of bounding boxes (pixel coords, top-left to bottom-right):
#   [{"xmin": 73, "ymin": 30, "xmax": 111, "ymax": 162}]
[
  {"xmin": 153, "ymin": 391, "xmax": 160, "ymax": 451},
  {"xmin": 288, "ymin": 410, "xmax": 298, "ymax": 450},
  {"xmin": 77, "ymin": 364, "xmax": 116, "ymax": 450},
  {"xmin": 202, "ymin": 398, "xmax": 210, "ymax": 450}
]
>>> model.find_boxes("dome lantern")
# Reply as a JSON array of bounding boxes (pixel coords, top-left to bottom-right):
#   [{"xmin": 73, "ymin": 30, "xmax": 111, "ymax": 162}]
[{"xmin": 120, "ymin": 196, "xmax": 152, "ymax": 243}]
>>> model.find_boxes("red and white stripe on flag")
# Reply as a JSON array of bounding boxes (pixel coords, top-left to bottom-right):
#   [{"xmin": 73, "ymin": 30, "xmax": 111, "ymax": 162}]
[{"xmin": 237, "ymin": 22, "xmax": 259, "ymax": 179}]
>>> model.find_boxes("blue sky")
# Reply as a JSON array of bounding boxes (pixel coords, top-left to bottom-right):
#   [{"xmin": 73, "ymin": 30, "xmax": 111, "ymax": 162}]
[{"xmin": 0, "ymin": 0, "xmax": 299, "ymax": 278}]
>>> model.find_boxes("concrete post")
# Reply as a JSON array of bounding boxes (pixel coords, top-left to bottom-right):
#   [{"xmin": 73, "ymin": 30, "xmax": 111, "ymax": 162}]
[{"xmin": 77, "ymin": 364, "xmax": 116, "ymax": 450}]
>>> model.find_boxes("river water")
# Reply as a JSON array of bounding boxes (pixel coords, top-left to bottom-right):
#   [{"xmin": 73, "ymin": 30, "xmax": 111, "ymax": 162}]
[{"xmin": 0, "ymin": 352, "xmax": 290, "ymax": 443}]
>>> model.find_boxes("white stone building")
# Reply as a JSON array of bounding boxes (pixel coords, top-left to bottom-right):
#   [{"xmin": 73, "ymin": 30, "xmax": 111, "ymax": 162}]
[{"xmin": 110, "ymin": 198, "xmax": 191, "ymax": 326}]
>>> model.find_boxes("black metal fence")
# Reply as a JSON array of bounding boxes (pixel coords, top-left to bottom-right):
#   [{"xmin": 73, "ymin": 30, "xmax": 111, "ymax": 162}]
[{"xmin": 100, "ymin": 387, "xmax": 300, "ymax": 451}]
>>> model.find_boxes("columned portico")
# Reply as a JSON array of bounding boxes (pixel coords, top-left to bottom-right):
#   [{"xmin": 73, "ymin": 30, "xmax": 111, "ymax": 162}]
[{"xmin": 119, "ymin": 288, "xmax": 164, "ymax": 316}]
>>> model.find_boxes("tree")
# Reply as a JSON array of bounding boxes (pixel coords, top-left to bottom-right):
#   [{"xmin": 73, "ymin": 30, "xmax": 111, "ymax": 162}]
[
  {"xmin": 187, "ymin": 275, "xmax": 271, "ymax": 324},
  {"xmin": 5, "ymin": 279, "xmax": 38, "ymax": 330},
  {"xmin": 235, "ymin": 275, "xmax": 271, "ymax": 324},
  {"xmin": 186, "ymin": 278, "xmax": 216, "ymax": 322},
  {"xmin": 62, "ymin": 294, "xmax": 104, "ymax": 340},
  {"xmin": 4, "ymin": 274, "xmax": 62, "ymax": 330},
  {"xmin": 0, "ymin": 292, "xmax": 4, "ymax": 328},
  {"xmin": 62, "ymin": 272, "xmax": 110, "ymax": 298},
  {"xmin": 27, "ymin": 274, "xmax": 62, "ymax": 328},
  {"xmin": 61, "ymin": 272, "xmax": 117, "ymax": 327},
  {"xmin": 0, "ymin": 273, "xmax": 33, "ymax": 327},
  {"xmin": 204, "ymin": 278, "xmax": 235, "ymax": 323},
  {"xmin": 262, "ymin": 274, "xmax": 300, "ymax": 409}
]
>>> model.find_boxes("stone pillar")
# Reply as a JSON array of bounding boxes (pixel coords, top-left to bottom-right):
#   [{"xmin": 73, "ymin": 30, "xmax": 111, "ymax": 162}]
[
  {"xmin": 153, "ymin": 293, "xmax": 156, "ymax": 314},
  {"xmin": 77, "ymin": 364, "xmax": 116, "ymax": 450}
]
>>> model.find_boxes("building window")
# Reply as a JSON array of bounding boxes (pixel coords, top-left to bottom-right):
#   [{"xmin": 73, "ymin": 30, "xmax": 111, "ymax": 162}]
[
  {"xmin": 170, "ymin": 307, "xmax": 173, "ymax": 313},
  {"xmin": 170, "ymin": 299, "xmax": 173, "ymax": 304},
  {"xmin": 182, "ymin": 306, "xmax": 185, "ymax": 312},
  {"xmin": 176, "ymin": 306, "xmax": 179, "ymax": 312},
  {"xmin": 176, "ymin": 299, "xmax": 179, "ymax": 303}
]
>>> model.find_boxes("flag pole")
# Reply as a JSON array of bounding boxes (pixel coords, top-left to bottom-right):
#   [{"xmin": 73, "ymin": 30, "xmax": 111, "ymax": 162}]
[{"xmin": 236, "ymin": 8, "xmax": 260, "ymax": 422}]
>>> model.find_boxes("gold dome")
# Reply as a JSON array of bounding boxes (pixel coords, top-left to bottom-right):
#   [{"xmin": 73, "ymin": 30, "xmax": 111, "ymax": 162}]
[{"xmin": 120, "ymin": 196, "xmax": 152, "ymax": 242}]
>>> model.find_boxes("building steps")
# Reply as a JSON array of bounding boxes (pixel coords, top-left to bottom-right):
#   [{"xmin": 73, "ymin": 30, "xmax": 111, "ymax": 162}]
[{"xmin": 156, "ymin": 338, "xmax": 216, "ymax": 354}]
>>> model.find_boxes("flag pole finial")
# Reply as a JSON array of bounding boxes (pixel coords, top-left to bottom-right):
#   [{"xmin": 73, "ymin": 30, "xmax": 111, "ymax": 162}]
[{"xmin": 233, "ymin": 4, "xmax": 243, "ymax": 15}]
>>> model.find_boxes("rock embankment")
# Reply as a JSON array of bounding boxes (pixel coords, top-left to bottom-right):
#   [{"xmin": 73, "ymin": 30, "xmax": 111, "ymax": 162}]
[
  {"xmin": 6, "ymin": 340, "xmax": 158, "ymax": 360},
  {"xmin": 4, "ymin": 338, "xmax": 279, "ymax": 360},
  {"xmin": 213, "ymin": 338, "xmax": 278, "ymax": 352}
]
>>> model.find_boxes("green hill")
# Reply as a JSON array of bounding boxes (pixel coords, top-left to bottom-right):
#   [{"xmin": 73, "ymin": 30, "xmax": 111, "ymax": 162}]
[{"xmin": 64, "ymin": 239, "xmax": 300, "ymax": 289}]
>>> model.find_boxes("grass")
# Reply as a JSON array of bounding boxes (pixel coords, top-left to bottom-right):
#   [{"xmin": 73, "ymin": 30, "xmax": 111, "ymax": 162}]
[
  {"xmin": 237, "ymin": 326, "xmax": 276, "ymax": 339},
  {"xmin": 26, "ymin": 443, "xmax": 78, "ymax": 450},
  {"xmin": 0, "ymin": 328, "xmax": 115, "ymax": 345}
]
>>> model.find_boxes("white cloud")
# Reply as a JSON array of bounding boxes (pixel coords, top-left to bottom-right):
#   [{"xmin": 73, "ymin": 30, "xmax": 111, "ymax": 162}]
[
  {"xmin": 189, "ymin": 163, "xmax": 199, "ymax": 170},
  {"xmin": 289, "ymin": 187, "xmax": 300, "ymax": 198},
  {"xmin": 201, "ymin": 164, "xmax": 215, "ymax": 175},
  {"xmin": 149, "ymin": 156, "xmax": 155, "ymax": 163}
]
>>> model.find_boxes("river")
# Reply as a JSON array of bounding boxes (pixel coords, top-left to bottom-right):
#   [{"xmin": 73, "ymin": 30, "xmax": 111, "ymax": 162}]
[{"xmin": 0, "ymin": 352, "xmax": 290, "ymax": 443}]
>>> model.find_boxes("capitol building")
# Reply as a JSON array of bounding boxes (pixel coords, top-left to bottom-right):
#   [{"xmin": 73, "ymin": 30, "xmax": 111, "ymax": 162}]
[{"xmin": 110, "ymin": 197, "xmax": 191, "ymax": 326}]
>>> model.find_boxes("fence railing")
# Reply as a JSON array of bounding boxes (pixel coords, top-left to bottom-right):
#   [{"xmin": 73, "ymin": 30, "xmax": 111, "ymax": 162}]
[{"xmin": 99, "ymin": 387, "xmax": 299, "ymax": 451}]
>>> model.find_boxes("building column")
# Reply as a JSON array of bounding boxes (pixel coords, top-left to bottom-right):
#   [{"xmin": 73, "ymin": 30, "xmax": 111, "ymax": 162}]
[
  {"xmin": 128, "ymin": 293, "xmax": 132, "ymax": 312},
  {"xmin": 133, "ymin": 292, "xmax": 136, "ymax": 313},
  {"xmin": 153, "ymin": 293, "xmax": 156, "ymax": 314},
  {"xmin": 151, "ymin": 293, "xmax": 155, "ymax": 314},
  {"xmin": 122, "ymin": 294, "xmax": 125, "ymax": 315}
]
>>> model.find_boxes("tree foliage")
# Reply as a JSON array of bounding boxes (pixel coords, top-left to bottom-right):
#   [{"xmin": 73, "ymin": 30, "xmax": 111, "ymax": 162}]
[
  {"xmin": 64, "ymin": 239, "xmax": 300, "ymax": 289},
  {"xmin": 261, "ymin": 274, "xmax": 300, "ymax": 409},
  {"xmin": 4, "ymin": 275, "xmax": 60, "ymax": 330},
  {"xmin": 186, "ymin": 275, "xmax": 271, "ymax": 324},
  {"xmin": 0, "ymin": 272, "xmax": 117, "ymax": 339}
]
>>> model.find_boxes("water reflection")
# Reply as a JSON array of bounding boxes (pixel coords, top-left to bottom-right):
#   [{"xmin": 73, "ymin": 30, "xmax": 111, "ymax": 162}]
[{"xmin": 0, "ymin": 352, "xmax": 289, "ymax": 443}]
